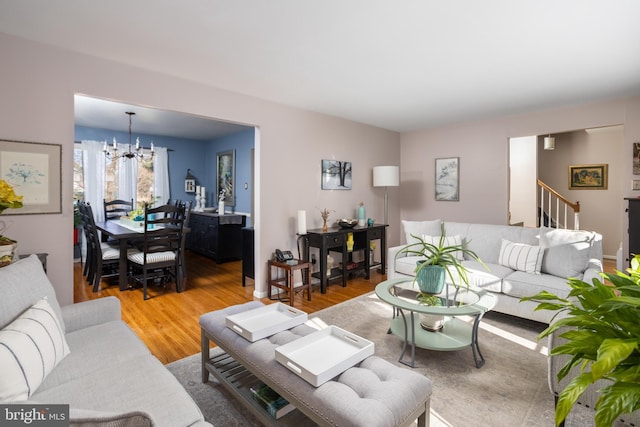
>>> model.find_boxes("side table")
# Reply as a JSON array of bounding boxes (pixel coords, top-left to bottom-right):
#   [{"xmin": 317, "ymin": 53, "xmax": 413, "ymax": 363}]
[{"xmin": 267, "ymin": 259, "xmax": 311, "ymax": 306}]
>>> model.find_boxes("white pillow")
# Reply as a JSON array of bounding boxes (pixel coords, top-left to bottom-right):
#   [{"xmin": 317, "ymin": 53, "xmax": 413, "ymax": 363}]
[
  {"xmin": 402, "ymin": 219, "xmax": 442, "ymax": 246},
  {"xmin": 0, "ymin": 298, "xmax": 70, "ymax": 401},
  {"xmin": 498, "ymin": 239, "xmax": 543, "ymax": 274},
  {"xmin": 421, "ymin": 234, "xmax": 464, "ymax": 260},
  {"xmin": 540, "ymin": 229, "xmax": 593, "ymax": 278}
]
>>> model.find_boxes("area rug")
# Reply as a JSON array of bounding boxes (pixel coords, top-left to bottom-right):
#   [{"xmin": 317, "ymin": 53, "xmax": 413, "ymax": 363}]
[{"xmin": 166, "ymin": 292, "xmax": 596, "ymax": 426}]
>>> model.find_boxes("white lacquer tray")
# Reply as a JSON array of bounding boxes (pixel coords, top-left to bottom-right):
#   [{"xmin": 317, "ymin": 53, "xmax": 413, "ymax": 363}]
[
  {"xmin": 275, "ymin": 326, "xmax": 374, "ymax": 387},
  {"xmin": 225, "ymin": 303, "xmax": 308, "ymax": 342}
]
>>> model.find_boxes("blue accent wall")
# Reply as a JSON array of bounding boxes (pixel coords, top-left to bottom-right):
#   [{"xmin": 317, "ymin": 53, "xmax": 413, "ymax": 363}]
[{"xmin": 75, "ymin": 125, "xmax": 255, "ymax": 214}]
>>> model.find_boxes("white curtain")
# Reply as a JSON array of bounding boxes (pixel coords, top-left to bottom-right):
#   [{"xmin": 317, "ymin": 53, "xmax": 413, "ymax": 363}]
[
  {"xmin": 81, "ymin": 141, "xmax": 106, "ymax": 222},
  {"xmin": 153, "ymin": 146, "xmax": 170, "ymax": 205},
  {"xmin": 117, "ymin": 145, "xmax": 138, "ymax": 208}
]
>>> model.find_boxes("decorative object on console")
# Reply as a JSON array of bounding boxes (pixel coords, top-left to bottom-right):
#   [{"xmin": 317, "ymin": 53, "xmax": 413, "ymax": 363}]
[
  {"xmin": 321, "ymin": 159, "xmax": 352, "ymax": 190},
  {"xmin": 103, "ymin": 112, "xmax": 154, "ymax": 161},
  {"xmin": 320, "ymin": 208, "xmax": 334, "ymax": 232},
  {"xmin": 337, "ymin": 218, "xmax": 357, "ymax": 229},
  {"xmin": 184, "ymin": 169, "xmax": 196, "ymax": 193},
  {"xmin": 296, "ymin": 210, "xmax": 306, "ymax": 234},
  {"xmin": 373, "ymin": 165, "xmax": 399, "ymax": 225},
  {"xmin": 435, "ymin": 157, "xmax": 459, "ymax": 201},
  {"xmin": 358, "ymin": 202, "xmax": 366, "ymax": 226},
  {"xmin": 218, "ymin": 188, "xmax": 226, "ymax": 214},
  {"xmin": 0, "ymin": 140, "xmax": 61, "ymax": 215}
]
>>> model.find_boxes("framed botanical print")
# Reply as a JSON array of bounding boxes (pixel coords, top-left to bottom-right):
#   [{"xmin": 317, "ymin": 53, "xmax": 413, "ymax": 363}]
[{"xmin": 0, "ymin": 139, "xmax": 62, "ymax": 215}]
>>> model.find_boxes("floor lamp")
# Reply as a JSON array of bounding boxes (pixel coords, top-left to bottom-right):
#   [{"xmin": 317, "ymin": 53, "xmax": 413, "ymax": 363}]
[{"xmin": 373, "ymin": 166, "xmax": 400, "ymax": 225}]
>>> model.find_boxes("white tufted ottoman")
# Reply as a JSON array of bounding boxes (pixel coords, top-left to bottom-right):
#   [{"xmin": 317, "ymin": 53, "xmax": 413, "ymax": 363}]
[{"xmin": 200, "ymin": 301, "xmax": 432, "ymax": 427}]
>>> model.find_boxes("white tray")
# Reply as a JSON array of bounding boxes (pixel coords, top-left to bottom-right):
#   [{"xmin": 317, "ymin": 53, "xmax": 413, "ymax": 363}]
[
  {"xmin": 275, "ymin": 326, "xmax": 374, "ymax": 387},
  {"xmin": 225, "ymin": 303, "xmax": 308, "ymax": 342}
]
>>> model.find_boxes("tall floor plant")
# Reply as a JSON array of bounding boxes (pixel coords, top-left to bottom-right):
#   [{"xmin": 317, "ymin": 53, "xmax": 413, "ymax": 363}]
[{"xmin": 521, "ymin": 256, "xmax": 640, "ymax": 427}]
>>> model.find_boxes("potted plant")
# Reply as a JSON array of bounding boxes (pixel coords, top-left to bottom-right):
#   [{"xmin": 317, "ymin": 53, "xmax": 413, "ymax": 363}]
[
  {"xmin": 397, "ymin": 223, "xmax": 485, "ymax": 295},
  {"xmin": 521, "ymin": 255, "xmax": 640, "ymax": 426}
]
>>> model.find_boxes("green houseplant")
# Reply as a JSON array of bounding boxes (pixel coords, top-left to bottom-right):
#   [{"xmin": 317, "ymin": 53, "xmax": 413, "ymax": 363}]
[
  {"xmin": 396, "ymin": 223, "xmax": 486, "ymax": 296},
  {"xmin": 521, "ymin": 256, "xmax": 640, "ymax": 427}
]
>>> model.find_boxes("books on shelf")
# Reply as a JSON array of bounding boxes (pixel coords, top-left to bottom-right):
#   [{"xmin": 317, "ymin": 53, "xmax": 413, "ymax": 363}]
[{"xmin": 250, "ymin": 383, "xmax": 296, "ymax": 419}]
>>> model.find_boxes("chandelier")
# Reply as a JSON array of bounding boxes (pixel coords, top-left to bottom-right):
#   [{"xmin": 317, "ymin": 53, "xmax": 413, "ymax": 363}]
[{"xmin": 103, "ymin": 111, "xmax": 154, "ymax": 161}]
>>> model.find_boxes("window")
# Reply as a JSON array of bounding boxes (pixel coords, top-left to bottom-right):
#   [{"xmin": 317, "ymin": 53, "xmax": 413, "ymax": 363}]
[{"xmin": 74, "ymin": 145, "xmax": 155, "ymax": 207}]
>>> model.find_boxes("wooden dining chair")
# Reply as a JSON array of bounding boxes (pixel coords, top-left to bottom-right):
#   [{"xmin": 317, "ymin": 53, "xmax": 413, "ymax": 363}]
[
  {"xmin": 127, "ymin": 203, "xmax": 186, "ymax": 300},
  {"xmin": 103, "ymin": 198, "xmax": 134, "ymax": 242},
  {"xmin": 83, "ymin": 202, "xmax": 122, "ymax": 291}
]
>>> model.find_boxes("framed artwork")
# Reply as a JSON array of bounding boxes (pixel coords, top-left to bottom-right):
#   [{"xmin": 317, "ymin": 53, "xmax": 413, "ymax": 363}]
[
  {"xmin": 435, "ymin": 157, "xmax": 459, "ymax": 201},
  {"xmin": 569, "ymin": 164, "xmax": 608, "ymax": 190},
  {"xmin": 0, "ymin": 139, "xmax": 61, "ymax": 215},
  {"xmin": 321, "ymin": 159, "xmax": 352, "ymax": 190},
  {"xmin": 634, "ymin": 142, "xmax": 640, "ymax": 175},
  {"xmin": 216, "ymin": 149, "xmax": 235, "ymax": 206}
]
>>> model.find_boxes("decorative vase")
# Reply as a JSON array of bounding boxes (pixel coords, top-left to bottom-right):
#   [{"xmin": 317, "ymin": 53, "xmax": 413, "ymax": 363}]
[
  {"xmin": 346, "ymin": 232, "xmax": 354, "ymax": 252},
  {"xmin": 416, "ymin": 263, "xmax": 446, "ymax": 295},
  {"xmin": 218, "ymin": 200, "xmax": 225, "ymax": 215},
  {"xmin": 419, "ymin": 313, "xmax": 445, "ymax": 332},
  {"xmin": 358, "ymin": 202, "xmax": 366, "ymax": 226},
  {"xmin": 322, "ymin": 218, "xmax": 328, "ymax": 232},
  {"xmin": 0, "ymin": 241, "xmax": 17, "ymax": 267}
]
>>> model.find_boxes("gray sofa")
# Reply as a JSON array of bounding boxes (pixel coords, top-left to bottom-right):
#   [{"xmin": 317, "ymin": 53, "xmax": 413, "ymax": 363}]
[
  {"xmin": 388, "ymin": 220, "xmax": 603, "ymax": 324},
  {"xmin": 0, "ymin": 255, "xmax": 211, "ymax": 427}
]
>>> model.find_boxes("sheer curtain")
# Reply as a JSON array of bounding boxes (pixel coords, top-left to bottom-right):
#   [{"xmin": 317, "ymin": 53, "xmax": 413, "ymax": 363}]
[
  {"xmin": 81, "ymin": 141, "xmax": 106, "ymax": 222},
  {"xmin": 117, "ymin": 145, "xmax": 138, "ymax": 208},
  {"xmin": 153, "ymin": 146, "xmax": 170, "ymax": 205}
]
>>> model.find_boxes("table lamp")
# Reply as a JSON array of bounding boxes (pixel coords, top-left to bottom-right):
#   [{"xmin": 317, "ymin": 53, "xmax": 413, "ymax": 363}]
[{"xmin": 373, "ymin": 166, "xmax": 399, "ymax": 225}]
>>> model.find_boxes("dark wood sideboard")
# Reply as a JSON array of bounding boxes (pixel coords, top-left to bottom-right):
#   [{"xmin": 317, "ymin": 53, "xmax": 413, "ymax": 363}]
[{"xmin": 186, "ymin": 212, "xmax": 246, "ymax": 263}]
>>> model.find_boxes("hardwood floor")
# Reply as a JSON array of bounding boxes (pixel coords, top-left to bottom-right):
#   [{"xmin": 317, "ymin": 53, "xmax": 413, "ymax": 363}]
[
  {"xmin": 74, "ymin": 253, "xmax": 618, "ymax": 365},
  {"xmin": 74, "ymin": 250, "xmax": 384, "ymax": 364}
]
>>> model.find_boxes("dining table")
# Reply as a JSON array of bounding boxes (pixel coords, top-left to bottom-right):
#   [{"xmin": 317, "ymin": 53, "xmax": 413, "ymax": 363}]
[{"xmin": 94, "ymin": 219, "xmax": 189, "ymax": 292}]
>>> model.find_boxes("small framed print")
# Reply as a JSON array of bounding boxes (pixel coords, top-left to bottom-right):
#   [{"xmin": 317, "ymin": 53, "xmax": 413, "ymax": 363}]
[
  {"xmin": 0, "ymin": 139, "xmax": 62, "ymax": 215},
  {"xmin": 435, "ymin": 157, "xmax": 459, "ymax": 201},
  {"xmin": 569, "ymin": 164, "xmax": 608, "ymax": 190},
  {"xmin": 321, "ymin": 160, "xmax": 352, "ymax": 190}
]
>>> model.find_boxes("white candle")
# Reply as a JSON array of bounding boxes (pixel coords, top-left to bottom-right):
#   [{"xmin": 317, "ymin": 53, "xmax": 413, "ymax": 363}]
[
  {"xmin": 136, "ymin": 137, "xmax": 140, "ymax": 149},
  {"xmin": 297, "ymin": 210, "xmax": 307, "ymax": 235},
  {"xmin": 150, "ymin": 142, "xmax": 154, "ymax": 152},
  {"xmin": 196, "ymin": 185, "xmax": 201, "ymax": 195},
  {"xmin": 201, "ymin": 186, "xmax": 206, "ymax": 197},
  {"xmin": 113, "ymin": 137, "xmax": 117, "ymax": 149}
]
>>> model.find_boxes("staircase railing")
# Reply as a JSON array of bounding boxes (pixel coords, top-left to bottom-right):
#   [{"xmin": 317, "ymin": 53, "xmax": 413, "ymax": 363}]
[{"xmin": 537, "ymin": 179, "xmax": 580, "ymax": 230}]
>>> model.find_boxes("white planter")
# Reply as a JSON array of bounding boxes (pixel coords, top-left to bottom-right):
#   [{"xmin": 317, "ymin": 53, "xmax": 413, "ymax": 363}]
[{"xmin": 419, "ymin": 313, "xmax": 445, "ymax": 332}]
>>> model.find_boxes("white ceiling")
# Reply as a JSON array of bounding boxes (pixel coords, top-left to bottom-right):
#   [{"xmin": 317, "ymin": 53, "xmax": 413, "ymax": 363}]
[{"xmin": 2, "ymin": 1, "xmax": 640, "ymax": 136}]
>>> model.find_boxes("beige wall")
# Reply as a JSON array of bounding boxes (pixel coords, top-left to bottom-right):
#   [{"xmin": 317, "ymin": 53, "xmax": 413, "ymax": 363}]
[
  {"xmin": 0, "ymin": 33, "xmax": 400, "ymax": 305},
  {"xmin": 400, "ymin": 98, "xmax": 640, "ymax": 261}
]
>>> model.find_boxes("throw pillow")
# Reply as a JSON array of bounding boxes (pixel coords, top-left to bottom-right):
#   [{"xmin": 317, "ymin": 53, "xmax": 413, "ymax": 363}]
[
  {"xmin": 402, "ymin": 219, "xmax": 442, "ymax": 246},
  {"xmin": 0, "ymin": 298, "xmax": 70, "ymax": 401},
  {"xmin": 498, "ymin": 239, "xmax": 543, "ymax": 274},
  {"xmin": 421, "ymin": 234, "xmax": 464, "ymax": 260},
  {"xmin": 540, "ymin": 229, "xmax": 594, "ymax": 278}
]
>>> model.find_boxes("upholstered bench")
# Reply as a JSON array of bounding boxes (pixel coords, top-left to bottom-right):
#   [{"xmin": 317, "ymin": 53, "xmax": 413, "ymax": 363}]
[{"xmin": 200, "ymin": 301, "xmax": 432, "ymax": 427}]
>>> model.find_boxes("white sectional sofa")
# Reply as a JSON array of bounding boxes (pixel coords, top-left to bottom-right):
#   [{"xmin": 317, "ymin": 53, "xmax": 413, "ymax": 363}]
[
  {"xmin": 0, "ymin": 255, "xmax": 211, "ymax": 427},
  {"xmin": 388, "ymin": 220, "xmax": 603, "ymax": 324}
]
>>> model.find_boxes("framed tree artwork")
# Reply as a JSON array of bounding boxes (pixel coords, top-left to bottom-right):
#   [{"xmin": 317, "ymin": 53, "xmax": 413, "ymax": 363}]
[
  {"xmin": 321, "ymin": 160, "xmax": 352, "ymax": 190},
  {"xmin": 569, "ymin": 164, "xmax": 608, "ymax": 190}
]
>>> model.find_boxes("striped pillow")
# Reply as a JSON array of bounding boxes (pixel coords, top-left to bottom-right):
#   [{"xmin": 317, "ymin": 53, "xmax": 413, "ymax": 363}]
[
  {"xmin": 498, "ymin": 239, "xmax": 543, "ymax": 274},
  {"xmin": 0, "ymin": 298, "xmax": 70, "ymax": 401}
]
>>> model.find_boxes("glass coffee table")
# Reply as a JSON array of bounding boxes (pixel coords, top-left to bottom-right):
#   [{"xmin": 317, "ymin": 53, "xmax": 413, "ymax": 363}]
[{"xmin": 375, "ymin": 278, "xmax": 496, "ymax": 368}]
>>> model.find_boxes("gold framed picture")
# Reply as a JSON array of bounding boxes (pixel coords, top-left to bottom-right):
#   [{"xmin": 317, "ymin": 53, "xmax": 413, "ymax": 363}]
[{"xmin": 568, "ymin": 164, "xmax": 608, "ymax": 190}]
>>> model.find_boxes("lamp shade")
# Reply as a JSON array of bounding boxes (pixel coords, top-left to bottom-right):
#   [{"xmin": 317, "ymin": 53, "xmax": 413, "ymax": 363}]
[
  {"xmin": 544, "ymin": 136, "xmax": 555, "ymax": 150},
  {"xmin": 373, "ymin": 166, "xmax": 399, "ymax": 187}
]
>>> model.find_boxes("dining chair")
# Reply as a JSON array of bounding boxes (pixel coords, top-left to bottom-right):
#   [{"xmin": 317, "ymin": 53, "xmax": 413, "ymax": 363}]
[
  {"xmin": 103, "ymin": 198, "xmax": 134, "ymax": 242},
  {"xmin": 83, "ymin": 202, "xmax": 122, "ymax": 292},
  {"xmin": 127, "ymin": 203, "xmax": 186, "ymax": 300}
]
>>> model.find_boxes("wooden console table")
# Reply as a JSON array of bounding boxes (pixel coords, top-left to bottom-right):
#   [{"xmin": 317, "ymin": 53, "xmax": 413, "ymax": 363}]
[
  {"xmin": 302, "ymin": 224, "xmax": 387, "ymax": 293},
  {"xmin": 185, "ymin": 212, "xmax": 246, "ymax": 263}
]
